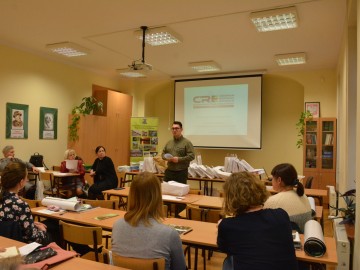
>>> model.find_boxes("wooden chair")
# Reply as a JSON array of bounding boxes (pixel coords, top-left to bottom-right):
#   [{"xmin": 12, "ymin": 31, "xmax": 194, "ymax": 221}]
[
  {"xmin": 177, "ymin": 189, "xmax": 202, "ymax": 218},
  {"xmin": 162, "ymin": 204, "xmax": 168, "ymax": 217},
  {"xmin": 185, "ymin": 204, "xmax": 223, "ymax": 270},
  {"xmin": 82, "ymin": 199, "xmax": 117, "ymax": 209},
  {"xmin": 81, "ymin": 199, "xmax": 118, "ymax": 248},
  {"xmin": 103, "ymin": 248, "xmax": 165, "ymax": 270},
  {"xmin": 59, "ymin": 220, "xmax": 103, "ymax": 262},
  {"xmin": 20, "ymin": 197, "xmax": 42, "ymax": 208}
]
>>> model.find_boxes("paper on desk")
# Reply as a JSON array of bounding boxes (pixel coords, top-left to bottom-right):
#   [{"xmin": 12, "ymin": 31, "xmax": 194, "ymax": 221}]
[
  {"xmin": 18, "ymin": 242, "xmax": 42, "ymax": 256},
  {"xmin": 41, "ymin": 197, "xmax": 82, "ymax": 211},
  {"xmin": 0, "ymin": 247, "xmax": 19, "ymax": 258},
  {"xmin": 162, "ymin": 195, "xmax": 182, "ymax": 201},
  {"xmin": 52, "ymin": 172, "xmax": 74, "ymax": 176}
]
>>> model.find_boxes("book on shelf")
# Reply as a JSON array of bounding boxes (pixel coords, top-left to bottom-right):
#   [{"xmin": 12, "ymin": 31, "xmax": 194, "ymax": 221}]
[
  {"xmin": 167, "ymin": 224, "xmax": 193, "ymax": 235},
  {"xmin": 324, "ymin": 134, "xmax": 333, "ymax": 145}
]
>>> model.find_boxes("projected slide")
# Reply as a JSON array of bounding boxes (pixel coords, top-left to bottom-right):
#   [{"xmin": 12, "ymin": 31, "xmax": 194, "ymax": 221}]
[
  {"xmin": 184, "ymin": 84, "xmax": 248, "ymax": 135},
  {"xmin": 175, "ymin": 75, "xmax": 262, "ymax": 149}
]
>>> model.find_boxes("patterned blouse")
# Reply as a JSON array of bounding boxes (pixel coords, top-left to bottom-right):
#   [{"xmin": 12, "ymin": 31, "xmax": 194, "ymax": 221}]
[{"xmin": 0, "ymin": 191, "xmax": 48, "ymax": 244}]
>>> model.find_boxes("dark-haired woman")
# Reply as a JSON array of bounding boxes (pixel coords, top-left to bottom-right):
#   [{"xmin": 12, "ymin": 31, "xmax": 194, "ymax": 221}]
[
  {"xmin": 0, "ymin": 161, "xmax": 50, "ymax": 244},
  {"xmin": 88, "ymin": 146, "xmax": 118, "ymax": 199},
  {"xmin": 264, "ymin": 163, "xmax": 312, "ymax": 233}
]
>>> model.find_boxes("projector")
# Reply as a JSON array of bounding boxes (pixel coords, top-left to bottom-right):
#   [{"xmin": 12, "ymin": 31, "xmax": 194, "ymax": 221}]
[{"xmin": 129, "ymin": 61, "xmax": 153, "ymax": 71}]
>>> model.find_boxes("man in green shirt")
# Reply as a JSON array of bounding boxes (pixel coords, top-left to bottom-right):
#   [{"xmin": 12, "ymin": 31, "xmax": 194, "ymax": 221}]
[{"xmin": 162, "ymin": 121, "xmax": 195, "ymax": 184}]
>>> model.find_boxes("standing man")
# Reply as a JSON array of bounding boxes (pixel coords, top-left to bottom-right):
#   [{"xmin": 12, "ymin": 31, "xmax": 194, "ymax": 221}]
[{"xmin": 162, "ymin": 121, "xmax": 195, "ymax": 184}]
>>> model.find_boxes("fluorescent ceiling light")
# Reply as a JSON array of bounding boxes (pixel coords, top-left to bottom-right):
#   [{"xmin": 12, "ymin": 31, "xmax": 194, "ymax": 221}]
[
  {"xmin": 250, "ymin": 6, "xmax": 298, "ymax": 32},
  {"xmin": 189, "ymin": 61, "xmax": 221, "ymax": 72},
  {"xmin": 46, "ymin": 42, "xmax": 89, "ymax": 57},
  {"xmin": 117, "ymin": 69, "xmax": 146, "ymax": 78},
  {"xmin": 275, "ymin": 52, "xmax": 306, "ymax": 66},
  {"xmin": 134, "ymin": 26, "xmax": 181, "ymax": 46}
]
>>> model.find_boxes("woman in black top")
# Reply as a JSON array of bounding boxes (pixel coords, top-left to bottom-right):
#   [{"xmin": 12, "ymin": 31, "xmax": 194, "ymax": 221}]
[{"xmin": 88, "ymin": 146, "xmax": 118, "ymax": 199}]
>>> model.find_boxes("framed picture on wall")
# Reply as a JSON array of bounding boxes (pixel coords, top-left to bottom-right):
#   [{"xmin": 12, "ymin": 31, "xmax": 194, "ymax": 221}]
[
  {"xmin": 6, "ymin": 102, "xmax": 29, "ymax": 139},
  {"xmin": 39, "ymin": 107, "xmax": 58, "ymax": 139},
  {"xmin": 305, "ymin": 102, "xmax": 320, "ymax": 118}
]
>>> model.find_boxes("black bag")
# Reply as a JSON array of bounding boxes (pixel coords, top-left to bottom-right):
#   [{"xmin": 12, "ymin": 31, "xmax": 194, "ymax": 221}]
[{"xmin": 29, "ymin": 152, "xmax": 44, "ymax": 167}]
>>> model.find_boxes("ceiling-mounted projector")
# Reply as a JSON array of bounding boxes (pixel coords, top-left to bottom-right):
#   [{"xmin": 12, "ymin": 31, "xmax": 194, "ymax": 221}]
[{"xmin": 129, "ymin": 60, "xmax": 153, "ymax": 71}]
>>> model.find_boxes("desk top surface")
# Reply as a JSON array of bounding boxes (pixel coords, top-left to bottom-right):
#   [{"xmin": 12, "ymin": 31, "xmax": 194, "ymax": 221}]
[
  {"xmin": 0, "ymin": 236, "xmax": 127, "ymax": 270},
  {"xmin": 267, "ymin": 186, "xmax": 328, "ymax": 197},
  {"xmin": 31, "ymin": 207, "xmax": 337, "ymax": 265}
]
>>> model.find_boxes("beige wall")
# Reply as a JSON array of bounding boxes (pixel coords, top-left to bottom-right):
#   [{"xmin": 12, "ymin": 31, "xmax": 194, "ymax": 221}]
[{"xmin": 0, "ymin": 44, "xmax": 120, "ymax": 167}]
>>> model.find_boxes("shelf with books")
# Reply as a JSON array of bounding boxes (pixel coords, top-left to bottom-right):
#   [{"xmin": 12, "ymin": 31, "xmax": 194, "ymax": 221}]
[{"xmin": 303, "ymin": 118, "xmax": 336, "ymax": 195}]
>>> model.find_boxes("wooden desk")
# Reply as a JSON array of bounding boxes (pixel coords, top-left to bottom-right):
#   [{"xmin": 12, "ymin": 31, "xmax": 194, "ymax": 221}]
[
  {"xmin": 267, "ymin": 187, "xmax": 328, "ymax": 206},
  {"xmin": 102, "ymin": 187, "xmax": 203, "ymax": 209},
  {"xmin": 0, "ymin": 236, "xmax": 127, "ymax": 270},
  {"xmin": 31, "ymin": 207, "xmax": 337, "ymax": 266},
  {"xmin": 190, "ymin": 196, "xmax": 223, "ymax": 209},
  {"xmin": 120, "ymin": 171, "xmax": 226, "ymax": 195},
  {"xmin": 50, "ymin": 172, "xmax": 80, "ymax": 198}
]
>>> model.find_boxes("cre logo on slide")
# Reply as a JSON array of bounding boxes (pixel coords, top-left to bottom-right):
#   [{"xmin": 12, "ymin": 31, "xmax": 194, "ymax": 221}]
[{"xmin": 192, "ymin": 95, "xmax": 234, "ymax": 108}]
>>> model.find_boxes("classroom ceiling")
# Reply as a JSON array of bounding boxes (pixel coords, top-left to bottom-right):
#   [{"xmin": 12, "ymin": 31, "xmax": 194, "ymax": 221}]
[{"xmin": 0, "ymin": 0, "xmax": 346, "ymax": 80}]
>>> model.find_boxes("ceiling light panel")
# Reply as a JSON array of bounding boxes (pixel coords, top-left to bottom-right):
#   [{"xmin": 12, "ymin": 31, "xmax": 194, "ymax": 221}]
[
  {"xmin": 275, "ymin": 53, "xmax": 306, "ymax": 66},
  {"xmin": 134, "ymin": 26, "xmax": 181, "ymax": 46},
  {"xmin": 250, "ymin": 6, "xmax": 298, "ymax": 32},
  {"xmin": 189, "ymin": 61, "xmax": 221, "ymax": 72},
  {"xmin": 46, "ymin": 42, "xmax": 89, "ymax": 57}
]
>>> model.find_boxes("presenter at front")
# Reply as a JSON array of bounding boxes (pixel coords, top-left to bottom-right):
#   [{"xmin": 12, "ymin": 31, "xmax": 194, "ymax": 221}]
[{"xmin": 162, "ymin": 121, "xmax": 195, "ymax": 184}]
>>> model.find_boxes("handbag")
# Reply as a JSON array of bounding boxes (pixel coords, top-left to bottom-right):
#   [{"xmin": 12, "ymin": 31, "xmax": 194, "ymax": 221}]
[
  {"xmin": 29, "ymin": 152, "xmax": 48, "ymax": 169},
  {"xmin": 24, "ymin": 247, "xmax": 57, "ymax": 264}
]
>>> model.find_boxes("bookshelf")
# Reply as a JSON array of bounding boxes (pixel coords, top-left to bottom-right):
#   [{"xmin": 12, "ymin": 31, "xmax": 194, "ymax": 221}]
[{"xmin": 303, "ymin": 118, "xmax": 336, "ymax": 200}]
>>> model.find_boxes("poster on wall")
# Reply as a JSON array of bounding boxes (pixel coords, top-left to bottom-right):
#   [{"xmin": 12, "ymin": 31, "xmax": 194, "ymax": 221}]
[
  {"xmin": 39, "ymin": 107, "xmax": 58, "ymax": 139},
  {"xmin": 6, "ymin": 102, "xmax": 29, "ymax": 139},
  {"xmin": 130, "ymin": 117, "xmax": 159, "ymax": 164}
]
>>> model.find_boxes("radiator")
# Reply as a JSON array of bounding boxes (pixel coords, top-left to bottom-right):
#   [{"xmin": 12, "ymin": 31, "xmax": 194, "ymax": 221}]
[
  {"xmin": 328, "ymin": 185, "xmax": 337, "ymax": 216},
  {"xmin": 333, "ymin": 218, "xmax": 350, "ymax": 270}
]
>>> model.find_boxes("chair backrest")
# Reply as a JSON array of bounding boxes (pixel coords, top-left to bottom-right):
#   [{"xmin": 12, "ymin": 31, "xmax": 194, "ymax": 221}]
[
  {"xmin": 305, "ymin": 176, "xmax": 314, "ymax": 189},
  {"xmin": 162, "ymin": 204, "xmax": 168, "ymax": 217},
  {"xmin": 103, "ymin": 249, "xmax": 165, "ymax": 270},
  {"xmin": 0, "ymin": 221, "xmax": 23, "ymax": 242},
  {"xmin": 186, "ymin": 204, "xmax": 222, "ymax": 223},
  {"xmin": 59, "ymin": 220, "xmax": 102, "ymax": 261},
  {"xmin": 20, "ymin": 197, "xmax": 42, "ymax": 208},
  {"xmin": 82, "ymin": 199, "xmax": 117, "ymax": 209},
  {"xmin": 52, "ymin": 165, "xmax": 61, "ymax": 171}
]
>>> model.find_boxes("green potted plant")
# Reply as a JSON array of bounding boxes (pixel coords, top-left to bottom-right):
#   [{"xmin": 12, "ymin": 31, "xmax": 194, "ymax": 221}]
[
  {"xmin": 296, "ymin": 110, "xmax": 313, "ymax": 148},
  {"xmin": 330, "ymin": 189, "xmax": 356, "ymax": 224},
  {"xmin": 68, "ymin": 96, "xmax": 103, "ymax": 142}
]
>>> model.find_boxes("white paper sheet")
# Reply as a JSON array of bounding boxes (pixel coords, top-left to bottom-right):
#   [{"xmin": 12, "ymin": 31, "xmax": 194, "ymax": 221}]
[{"xmin": 41, "ymin": 197, "xmax": 81, "ymax": 211}]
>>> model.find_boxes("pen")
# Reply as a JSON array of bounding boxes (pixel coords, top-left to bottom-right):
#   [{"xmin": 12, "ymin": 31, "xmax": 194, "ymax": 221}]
[{"xmin": 183, "ymin": 229, "xmax": 193, "ymax": 235}]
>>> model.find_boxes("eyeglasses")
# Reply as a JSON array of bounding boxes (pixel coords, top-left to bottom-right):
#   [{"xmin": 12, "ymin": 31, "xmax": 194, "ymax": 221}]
[{"xmin": 171, "ymin": 127, "xmax": 180, "ymax": 130}]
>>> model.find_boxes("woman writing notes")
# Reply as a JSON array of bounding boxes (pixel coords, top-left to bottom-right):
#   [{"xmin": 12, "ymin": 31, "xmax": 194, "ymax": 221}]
[
  {"xmin": 217, "ymin": 172, "xmax": 298, "ymax": 270},
  {"xmin": 264, "ymin": 163, "xmax": 312, "ymax": 233},
  {"xmin": 88, "ymin": 146, "xmax": 118, "ymax": 199},
  {"xmin": 112, "ymin": 172, "xmax": 186, "ymax": 270}
]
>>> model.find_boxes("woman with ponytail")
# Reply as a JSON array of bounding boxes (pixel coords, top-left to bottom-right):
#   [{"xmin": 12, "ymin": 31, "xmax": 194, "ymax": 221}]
[
  {"xmin": 0, "ymin": 161, "xmax": 50, "ymax": 244},
  {"xmin": 264, "ymin": 163, "xmax": 312, "ymax": 233}
]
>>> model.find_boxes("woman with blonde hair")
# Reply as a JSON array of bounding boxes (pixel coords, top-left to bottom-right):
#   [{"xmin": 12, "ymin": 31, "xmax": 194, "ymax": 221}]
[
  {"xmin": 60, "ymin": 149, "xmax": 86, "ymax": 197},
  {"xmin": 112, "ymin": 172, "xmax": 186, "ymax": 270},
  {"xmin": 217, "ymin": 172, "xmax": 298, "ymax": 270}
]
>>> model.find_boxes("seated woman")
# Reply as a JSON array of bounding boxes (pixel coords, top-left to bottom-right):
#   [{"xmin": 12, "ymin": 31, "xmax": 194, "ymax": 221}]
[
  {"xmin": 60, "ymin": 149, "xmax": 86, "ymax": 197},
  {"xmin": 0, "ymin": 161, "xmax": 50, "ymax": 245},
  {"xmin": 217, "ymin": 171, "xmax": 298, "ymax": 270},
  {"xmin": 264, "ymin": 163, "xmax": 312, "ymax": 233},
  {"xmin": 112, "ymin": 172, "xmax": 186, "ymax": 270},
  {"xmin": 88, "ymin": 146, "xmax": 117, "ymax": 199}
]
